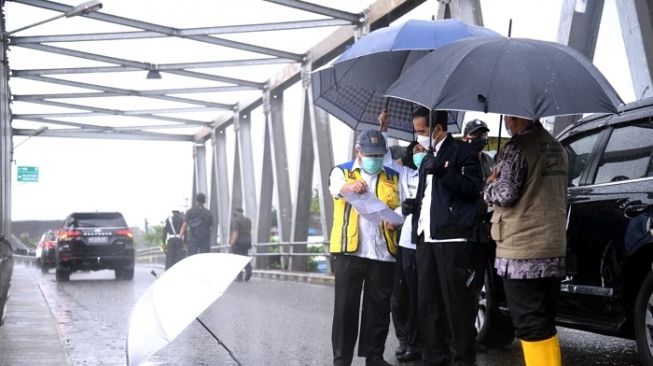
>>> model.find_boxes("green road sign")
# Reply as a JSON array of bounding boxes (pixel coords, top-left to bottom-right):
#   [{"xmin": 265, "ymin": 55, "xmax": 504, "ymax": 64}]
[{"xmin": 17, "ymin": 166, "xmax": 38, "ymax": 182}]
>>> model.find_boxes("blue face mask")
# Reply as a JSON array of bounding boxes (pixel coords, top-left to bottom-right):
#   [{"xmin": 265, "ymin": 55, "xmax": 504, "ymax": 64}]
[
  {"xmin": 361, "ymin": 157, "xmax": 384, "ymax": 175},
  {"xmin": 412, "ymin": 152, "xmax": 427, "ymax": 169}
]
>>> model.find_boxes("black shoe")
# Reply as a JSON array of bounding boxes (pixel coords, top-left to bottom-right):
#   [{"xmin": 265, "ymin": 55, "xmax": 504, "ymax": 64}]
[
  {"xmin": 396, "ymin": 350, "xmax": 421, "ymax": 362},
  {"xmin": 365, "ymin": 358, "xmax": 393, "ymax": 366},
  {"xmin": 244, "ymin": 272, "xmax": 252, "ymax": 281}
]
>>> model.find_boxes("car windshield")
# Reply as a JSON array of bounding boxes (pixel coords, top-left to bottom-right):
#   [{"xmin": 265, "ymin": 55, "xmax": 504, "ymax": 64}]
[{"xmin": 69, "ymin": 213, "xmax": 127, "ymax": 228}]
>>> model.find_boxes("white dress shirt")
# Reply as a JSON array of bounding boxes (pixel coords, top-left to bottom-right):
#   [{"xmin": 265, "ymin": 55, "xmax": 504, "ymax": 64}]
[
  {"xmin": 417, "ymin": 137, "xmax": 466, "ymax": 243},
  {"xmin": 329, "ymin": 160, "xmax": 396, "ymax": 262},
  {"xmin": 382, "ymin": 133, "xmax": 418, "ymax": 250}
]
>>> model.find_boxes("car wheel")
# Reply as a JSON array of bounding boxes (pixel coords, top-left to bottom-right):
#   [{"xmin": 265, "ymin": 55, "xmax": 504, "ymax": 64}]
[
  {"xmin": 55, "ymin": 268, "xmax": 69, "ymax": 282},
  {"xmin": 634, "ymin": 270, "xmax": 653, "ymax": 366},
  {"xmin": 115, "ymin": 267, "xmax": 134, "ymax": 281},
  {"xmin": 476, "ymin": 263, "xmax": 515, "ymax": 348}
]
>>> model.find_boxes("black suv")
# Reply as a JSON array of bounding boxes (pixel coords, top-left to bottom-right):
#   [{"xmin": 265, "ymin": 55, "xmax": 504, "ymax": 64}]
[
  {"xmin": 55, "ymin": 212, "xmax": 135, "ymax": 281},
  {"xmin": 476, "ymin": 98, "xmax": 653, "ymax": 364}
]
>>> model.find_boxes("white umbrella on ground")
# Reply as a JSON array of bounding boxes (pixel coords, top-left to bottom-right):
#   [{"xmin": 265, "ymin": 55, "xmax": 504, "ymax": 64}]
[{"xmin": 127, "ymin": 253, "xmax": 251, "ymax": 366}]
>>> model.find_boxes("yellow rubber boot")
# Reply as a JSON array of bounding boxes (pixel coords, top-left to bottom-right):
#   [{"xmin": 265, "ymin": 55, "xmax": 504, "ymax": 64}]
[{"xmin": 520, "ymin": 335, "xmax": 562, "ymax": 366}]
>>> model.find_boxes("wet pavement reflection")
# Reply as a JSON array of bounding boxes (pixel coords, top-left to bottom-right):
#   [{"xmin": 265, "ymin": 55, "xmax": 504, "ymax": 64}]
[{"xmin": 29, "ymin": 265, "xmax": 642, "ymax": 365}]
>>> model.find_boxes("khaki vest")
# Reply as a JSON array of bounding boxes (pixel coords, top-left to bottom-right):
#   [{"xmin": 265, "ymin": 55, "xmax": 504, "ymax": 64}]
[
  {"xmin": 491, "ymin": 123, "xmax": 568, "ymax": 259},
  {"xmin": 330, "ymin": 162, "xmax": 400, "ymax": 256}
]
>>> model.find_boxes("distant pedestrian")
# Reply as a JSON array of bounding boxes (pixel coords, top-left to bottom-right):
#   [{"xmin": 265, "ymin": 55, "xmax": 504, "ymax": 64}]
[
  {"xmin": 230, "ymin": 207, "xmax": 252, "ymax": 281},
  {"xmin": 181, "ymin": 193, "xmax": 213, "ymax": 255},
  {"xmin": 485, "ymin": 116, "xmax": 568, "ymax": 366},
  {"xmin": 162, "ymin": 210, "xmax": 185, "ymax": 270}
]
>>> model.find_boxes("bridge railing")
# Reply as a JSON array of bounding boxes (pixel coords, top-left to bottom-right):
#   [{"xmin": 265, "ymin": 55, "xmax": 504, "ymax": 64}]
[{"xmin": 136, "ymin": 241, "xmax": 332, "ymax": 273}]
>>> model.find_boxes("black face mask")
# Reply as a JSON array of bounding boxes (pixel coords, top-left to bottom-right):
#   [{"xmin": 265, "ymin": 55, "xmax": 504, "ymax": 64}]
[{"xmin": 470, "ymin": 137, "xmax": 488, "ymax": 152}]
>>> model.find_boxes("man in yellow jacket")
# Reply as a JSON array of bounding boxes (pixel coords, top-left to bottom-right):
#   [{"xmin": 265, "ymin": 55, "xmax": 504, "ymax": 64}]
[{"xmin": 329, "ymin": 129, "xmax": 400, "ymax": 366}]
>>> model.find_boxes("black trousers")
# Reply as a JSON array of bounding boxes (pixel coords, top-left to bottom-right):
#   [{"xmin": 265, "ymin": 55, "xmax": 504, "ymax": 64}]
[
  {"xmin": 231, "ymin": 245, "xmax": 252, "ymax": 279},
  {"xmin": 416, "ymin": 237, "xmax": 481, "ymax": 366},
  {"xmin": 391, "ymin": 247, "xmax": 419, "ymax": 348},
  {"xmin": 502, "ymin": 277, "xmax": 561, "ymax": 342},
  {"xmin": 187, "ymin": 241, "xmax": 210, "ymax": 256},
  {"xmin": 332, "ymin": 255, "xmax": 395, "ymax": 366},
  {"xmin": 164, "ymin": 238, "xmax": 186, "ymax": 270}
]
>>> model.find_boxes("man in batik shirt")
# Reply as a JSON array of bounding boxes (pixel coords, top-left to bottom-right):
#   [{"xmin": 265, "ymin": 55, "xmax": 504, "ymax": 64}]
[{"xmin": 485, "ymin": 115, "xmax": 568, "ymax": 366}]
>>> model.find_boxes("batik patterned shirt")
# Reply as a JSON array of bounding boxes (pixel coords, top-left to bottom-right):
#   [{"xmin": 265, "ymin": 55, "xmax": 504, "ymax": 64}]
[{"xmin": 484, "ymin": 125, "xmax": 566, "ymax": 279}]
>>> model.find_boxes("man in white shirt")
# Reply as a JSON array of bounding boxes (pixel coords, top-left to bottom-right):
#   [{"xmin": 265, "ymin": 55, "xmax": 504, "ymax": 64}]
[
  {"xmin": 379, "ymin": 111, "xmax": 426, "ymax": 362},
  {"xmin": 329, "ymin": 129, "xmax": 401, "ymax": 366}
]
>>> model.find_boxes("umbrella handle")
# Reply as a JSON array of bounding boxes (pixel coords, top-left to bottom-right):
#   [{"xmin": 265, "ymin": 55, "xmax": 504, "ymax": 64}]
[{"xmin": 195, "ymin": 317, "xmax": 243, "ymax": 366}]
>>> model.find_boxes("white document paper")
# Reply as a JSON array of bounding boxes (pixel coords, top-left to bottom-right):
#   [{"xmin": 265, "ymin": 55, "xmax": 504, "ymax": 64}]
[{"xmin": 342, "ymin": 191, "xmax": 404, "ymax": 225}]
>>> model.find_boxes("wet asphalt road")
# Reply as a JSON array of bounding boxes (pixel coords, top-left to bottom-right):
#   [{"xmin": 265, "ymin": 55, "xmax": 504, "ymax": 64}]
[{"xmin": 28, "ymin": 264, "xmax": 642, "ymax": 366}]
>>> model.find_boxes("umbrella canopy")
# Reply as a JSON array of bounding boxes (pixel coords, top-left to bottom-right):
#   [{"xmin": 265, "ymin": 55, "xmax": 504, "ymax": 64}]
[
  {"xmin": 385, "ymin": 37, "xmax": 623, "ymax": 120},
  {"xmin": 312, "ymin": 19, "xmax": 502, "ymax": 139},
  {"xmin": 127, "ymin": 253, "xmax": 251, "ymax": 366}
]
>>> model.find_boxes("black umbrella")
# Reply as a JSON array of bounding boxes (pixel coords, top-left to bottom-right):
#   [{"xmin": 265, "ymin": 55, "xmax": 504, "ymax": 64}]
[
  {"xmin": 312, "ymin": 19, "xmax": 502, "ymax": 139},
  {"xmin": 385, "ymin": 37, "xmax": 623, "ymax": 120}
]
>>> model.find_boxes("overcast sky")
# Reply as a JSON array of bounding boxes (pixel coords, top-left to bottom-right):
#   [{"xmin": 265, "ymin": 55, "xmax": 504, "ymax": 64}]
[{"xmin": 7, "ymin": 0, "xmax": 636, "ymax": 229}]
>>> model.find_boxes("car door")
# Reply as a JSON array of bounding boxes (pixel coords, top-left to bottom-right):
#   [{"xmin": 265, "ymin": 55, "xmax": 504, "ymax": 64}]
[{"xmin": 560, "ymin": 120, "xmax": 653, "ymax": 333}]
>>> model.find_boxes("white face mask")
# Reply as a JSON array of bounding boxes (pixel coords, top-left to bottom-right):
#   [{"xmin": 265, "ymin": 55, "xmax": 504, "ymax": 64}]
[{"xmin": 416, "ymin": 134, "xmax": 431, "ymax": 150}]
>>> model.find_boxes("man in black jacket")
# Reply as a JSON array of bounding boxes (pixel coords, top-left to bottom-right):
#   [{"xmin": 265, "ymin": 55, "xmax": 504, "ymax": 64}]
[{"xmin": 404, "ymin": 108, "xmax": 484, "ymax": 366}]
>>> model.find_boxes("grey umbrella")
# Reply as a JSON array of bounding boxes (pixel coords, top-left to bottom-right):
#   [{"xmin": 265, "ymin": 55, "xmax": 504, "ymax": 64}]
[{"xmin": 385, "ymin": 37, "xmax": 623, "ymax": 120}]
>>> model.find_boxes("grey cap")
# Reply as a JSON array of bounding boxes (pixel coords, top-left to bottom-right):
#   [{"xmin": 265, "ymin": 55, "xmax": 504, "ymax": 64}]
[
  {"xmin": 389, "ymin": 145, "xmax": 405, "ymax": 160},
  {"xmin": 358, "ymin": 130, "xmax": 387, "ymax": 155}
]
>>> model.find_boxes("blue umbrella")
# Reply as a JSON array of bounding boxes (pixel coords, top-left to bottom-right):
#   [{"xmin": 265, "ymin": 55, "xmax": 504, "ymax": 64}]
[{"xmin": 312, "ymin": 19, "xmax": 502, "ymax": 139}]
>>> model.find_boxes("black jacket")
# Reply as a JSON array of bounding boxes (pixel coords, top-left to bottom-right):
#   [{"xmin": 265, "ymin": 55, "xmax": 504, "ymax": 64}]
[{"xmin": 411, "ymin": 135, "xmax": 484, "ymax": 242}]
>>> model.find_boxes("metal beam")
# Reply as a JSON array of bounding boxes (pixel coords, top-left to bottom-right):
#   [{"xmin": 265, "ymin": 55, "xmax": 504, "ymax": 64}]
[
  {"xmin": 230, "ymin": 137, "xmax": 243, "ymax": 217},
  {"xmin": 209, "ymin": 156, "xmax": 219, "ymax": 250},
  {"xmin": 13, "ymin": 0, "xmax": 304, "ymax": 61},
  {"xmin": 193, "ymin": 143, "xmax": 208, "ymax": 200},
  {"xmin": 18, "ymin": 74, "xmax": 239, "ymax": 110},
  {"xmin": 12, "ymin": 128, "xmax": 195, "ymax": 141},
  {"xmin": 289, "ymin": 77, "xmax": 315, "ymax": 271},
  {"xmin": 9, "ymin": 19, "xmax": 350, "ymax": 44},
  {"xmin": 13, "ymin": 86, "xmax": 256, "ymax": 101},
  {"xmin": 263, "ymin": 0, "xmax": 362, "ymax": 24},
  {"xmin": 554, "ymin": 0, "xmax": 605, "ymax": 135},
  {"xmin": 305, "ymin": 64, "xmax": 334, "ymax": 241},
  {"xmin": 15, "ymin": 106, "xmax": 229, "ymax": 118},
  {"xmin": 16, "ymin": 43, "xmax": 266, "ymax": 89},
  {"xmin": 234, "ymin": 111, "xmax": 258, "ymax": 249},
  {"xmin": 617, "ymin": 0, "xmax": 653, "ymax": 99},
  {"xmin": 256, "ymin": 109, "xmax": 274, "ymax": 268},
  {"xmin": 0, "ymin": 14, "xmax": 11, "ymax": 236},
  {"xmin": 12, "ymin": 58, "xmax": 292, "ymax": 76},
  {"xmin": 212, "ymin": 128, "xmax": 231, "ymax": 246},
  {"xmin": 266, "ymin": 91, "xmax": 293, "ymax": 246},
  {"xmin": 437, "ymin": 0, "xmax": 484, "ymax": 26},
  {"xmin": 11, "ymin": 116, "xmax": 113, "ymax": 130},
  {"xmin": 195, "ymin": 0, "xmax": 427, "ymax": 142},
  {"xmin": 13, "ymin": 99, "xmax": 214, "ymax": 125}
]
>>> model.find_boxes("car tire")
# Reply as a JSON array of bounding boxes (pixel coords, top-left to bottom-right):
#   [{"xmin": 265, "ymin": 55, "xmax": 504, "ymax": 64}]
[
  {"xmin": 634, "ymin": 270, "xmax": 653, "ymax": 366},
  {"xmin": 115, "ymin": 267, "xmax": 134, "ymax": 281},
  {"xmin": 476, "ymin": 263, "xmax": 515, "ymax": 348},
  {"xmin": 55, "ymin": 268, "xmax": 69, "ymax": 282}
]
